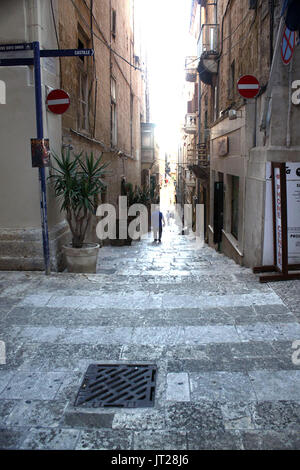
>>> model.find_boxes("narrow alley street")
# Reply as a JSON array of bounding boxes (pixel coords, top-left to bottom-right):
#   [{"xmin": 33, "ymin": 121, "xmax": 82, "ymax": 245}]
[{"xmin": 0, "ymin": 224, "xmax": 299, "ymax": 451}]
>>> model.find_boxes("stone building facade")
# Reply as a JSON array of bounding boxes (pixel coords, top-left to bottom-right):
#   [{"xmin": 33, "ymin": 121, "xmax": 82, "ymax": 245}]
[
  {"xmin": 0, "ymin": 0, "xmax": 148, "ymax": 271},
  {"xmin": 186, "ymin": 0, "xmax": 300, "ymax": 268}
]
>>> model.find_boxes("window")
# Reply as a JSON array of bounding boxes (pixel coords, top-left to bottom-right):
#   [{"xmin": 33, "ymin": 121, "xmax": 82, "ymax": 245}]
[
  {"xmin": 77, "ymin": 26, "xmax": 90, "ymax": 132},
  {"xmin": 231, "ymin": 175, "xmax": 239, "ymax": 239},
  {"xmin": 77, "ymin": 38, "xmax": 85, "ymax": 62},
  {"xmin": 111, "ymin": 77, "xmax": 117, "ymax": 147},
  {"xmin": 229, "ymin": 60, "xmax": 235, "ymax": 98},
  {"xmin": 79, "ymin": 71, "xmax": 89, "ymax": 131},
  {"xmin": 111, "ymin": 9, "xmax": 116, "ymax": 39}
]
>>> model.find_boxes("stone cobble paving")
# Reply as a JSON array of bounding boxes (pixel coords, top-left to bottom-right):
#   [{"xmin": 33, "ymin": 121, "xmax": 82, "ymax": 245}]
[{"xmin": 0, "ymin": 226, "xmax": 299, "ymax": 450}]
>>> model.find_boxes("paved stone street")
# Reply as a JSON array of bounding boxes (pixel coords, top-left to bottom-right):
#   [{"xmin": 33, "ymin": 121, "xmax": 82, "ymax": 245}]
[{"xmin": 0, "ymin": 226, "xmax": 300, "ymax": 450}]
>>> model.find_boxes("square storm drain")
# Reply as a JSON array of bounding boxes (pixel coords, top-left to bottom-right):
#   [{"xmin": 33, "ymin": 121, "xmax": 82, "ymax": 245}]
[{"xmin": 74, "ymin": 364, "xmax": 157, "ymax": 408}]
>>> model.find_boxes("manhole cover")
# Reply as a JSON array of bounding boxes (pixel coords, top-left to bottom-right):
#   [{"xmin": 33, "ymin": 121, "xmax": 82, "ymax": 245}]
[{"xmin": 74, "ymin": 364, "xmax": 157, "ymax": 408}]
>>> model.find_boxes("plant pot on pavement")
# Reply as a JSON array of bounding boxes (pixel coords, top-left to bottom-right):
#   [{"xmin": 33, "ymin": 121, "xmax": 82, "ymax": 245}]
[{"xmin": 63, "ymin": 243, "xmax": 100, "ymax": 273}]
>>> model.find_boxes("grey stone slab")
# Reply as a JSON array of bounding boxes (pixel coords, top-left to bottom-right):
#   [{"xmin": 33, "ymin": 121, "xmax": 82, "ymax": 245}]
[
  {"xmin": 47, "ymin": 293, "xmax": 163, "ymax": 310},
  {"xmin": 53, "ymin": 371, "xmax": 83, "ymax": 402},
  {"xmin": 5, "ymin": 400, "xmax": 66, "ymax": 428},
  {"xmin": 131, "ymin": 327, "xmax": 185, "ymax": 345},
  {"xmin": 2, "ymin": 342, "xmax": 41, "ymax": 371},
  {"xmin": 253, "ymin": 304, "xmax": 290, "ymax": 315},
  {"xmin": 248, "ymin": 370, "xmax": 300, "ymax": 401},
  {"xmin": 120, "ymin": 345, "xmax": 165, "ymax": 361},
  {"xmin": 0, "ymin": 400, "xmax": 16, "ymax": 426},
  {"xmin": 26, "ymin": 343, "xmax": 122, "ymax": 371},
  {"xmin": 166, "ymin": 373, "xmax": 190, "ymax": 402},
  {"xmin": 228, "ymin": 341, "xmax": 278, "ymax": 358},
  {"xmin": 61, "ymin": 327, "xmax": 133, "ymax": 345},
  {"xmin": 18, "ymin": 294, "xmax": 53, "ymax": 308},
  {"xmin": 220, "ymin": 402, "xmax": 255, "ymax": 430},
  {"xmin": 19, "ymin": 326, "xmax": 66, "ymax": 343},
  {"xmin": 189, "ymin": 372, "xmax": 257, "ymax": 402},
  {"xmin": 62, "ymin": 409, "xmax": 114, "ymax": 429},
  {"xmin": 0, "ymin": 371, "xmax": 66, "ymax": 399},
  {"xmin": 249, "ymin": 401, "xmax": 300, "ymax": 431},
  {"xmin": 165, "ymin": 345, "xmax": 209, "ymax": 361},
  {"xmin": 236, "ymin": 322, "xmax": 300, "ymax": 342},
  {"xmin": 133, "ymin": 430, "xmax": 188, "ymax": 450},
  {"xmin": 0, "ymin": 370, "xmax": 15, "ymax": 393},
  {"xmin": 165, "ymin": 402, "xmax": 225, "ymax": 432},
  {"xmin": 241, "ymin": 430, "xmax": 300, "ymax": 450},
  {"xmin": 20, "ymin": 427, "xmax": 80, "ymax": 450},
  {"xmin": 163, "ymin": 292, "xmax": 283, "ymax": 310},
  {"xmin": 184, "ymin": 325, "xmax": 240, "ymax": 344},
  {"xmin": 0, "ymin": 427, "xmax": 29, "ymax": 450},
  {"xmin": 112, "ymin": 409, "xmax": 166, "ymax": 431},
  {"xmin": 187, "ymin": 430, "xmax": 243, "ymax": 450},
  {"xmin": 75, "ymin": 429, "xmax": 133, "ymax": 450}
]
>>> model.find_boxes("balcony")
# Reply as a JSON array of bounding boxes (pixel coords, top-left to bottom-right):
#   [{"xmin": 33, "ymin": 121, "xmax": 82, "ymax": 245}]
[
  {"xmin": 141, "ymin": 123, "xmax": 155, "ymax": 165},
  {"xmin": 184, "ymin": 113, "xmax": 197, "ymax": 135},
  {"xmin": 185, "ymin": 56, "xmax": 198, "ymax": 82},
  {"xmin": 197, "ymin": 24, "xmax": 219, "ymax": 85},
  {"xmin": 188, "ymin": 143, "xmax": 210, "ymax": 181}
]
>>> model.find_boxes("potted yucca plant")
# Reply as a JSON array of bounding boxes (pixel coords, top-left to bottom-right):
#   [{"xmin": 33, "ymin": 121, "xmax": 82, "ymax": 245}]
[{"xmin": 49, "ymin": 149, "xmax": 109, "ymax": 273}]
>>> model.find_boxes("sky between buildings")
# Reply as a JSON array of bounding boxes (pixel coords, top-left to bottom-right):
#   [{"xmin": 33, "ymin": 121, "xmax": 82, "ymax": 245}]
[{"xmin": 136, "ymin": 0, "xmax": 195, "ymax": 156}]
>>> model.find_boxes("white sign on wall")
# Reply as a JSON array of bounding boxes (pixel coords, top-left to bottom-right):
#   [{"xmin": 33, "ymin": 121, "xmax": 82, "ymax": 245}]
[{"xmin": 263, "ymin": 162, "xmax": 300, "ymax": 266}]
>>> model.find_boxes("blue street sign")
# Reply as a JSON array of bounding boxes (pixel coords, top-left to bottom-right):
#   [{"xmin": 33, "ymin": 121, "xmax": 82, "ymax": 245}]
[
  {"xmin": 41, "ymin": 48, "xmax": 94, "ymax": 57},
  {"xmin": 0, "ymin": 59, "xmax": 34, "ymax": 66},
  {"xmin": 0, "ymin": 47, "xmax": 94, "ymax": 66},
  {"xmin": 0, "ymin": 43, "xmax": 33, "ymax": 52}
]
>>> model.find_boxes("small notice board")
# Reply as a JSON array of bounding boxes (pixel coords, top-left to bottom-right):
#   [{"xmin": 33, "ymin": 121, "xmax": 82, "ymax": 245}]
[{"xmin": 254, "ymin": 162, "xmax": 300, "ymax": 282}]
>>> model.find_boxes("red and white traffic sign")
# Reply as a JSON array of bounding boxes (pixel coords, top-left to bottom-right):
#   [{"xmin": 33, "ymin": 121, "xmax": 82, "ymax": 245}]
[
  {"xmin": 46, "ymin": 89, "xmax": 70, "ymax": 114},
  {"xmin": 281, "ymin": 26, "xmax": 296, "ymax": 65},
  {"xmin": 237, "ymin": 75, "xmax": 260, "ymax": 99}
]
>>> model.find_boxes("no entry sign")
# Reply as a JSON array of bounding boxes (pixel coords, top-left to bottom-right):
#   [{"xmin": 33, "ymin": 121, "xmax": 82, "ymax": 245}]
[
  {"xmin": 281, "ymin": 26, "xmax": 296, "ymax": 65},
  {"xmin": 46, "ymin": 89, "xmax": 70, "ymax": 114},
  {"xmin": 237, "ymin": 75, "xmax": 260, "ymax": 99}
]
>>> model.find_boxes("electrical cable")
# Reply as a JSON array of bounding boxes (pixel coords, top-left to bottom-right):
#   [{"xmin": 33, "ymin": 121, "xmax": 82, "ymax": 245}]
[
  {"xmin": 185, "ymin": 4, "xmax": 256, "ymax": 70},
  {"xmin": 50, "ymin": 0, "xmax": 60, "ymax": 49},
  {"xmin": 70, "ymin": 0, "xmax": 143, "ymax": 72},
  {"xmin": 50, "ymin": 0, "xmax": 62, "ymax": 86}
]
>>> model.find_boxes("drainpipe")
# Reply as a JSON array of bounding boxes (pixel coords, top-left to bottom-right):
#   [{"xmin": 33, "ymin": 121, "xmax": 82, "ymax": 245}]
[
  {"xmin": 260, "ymin": 17, "xmax": 285, "ymax": 132},
  {"xmin": 287, "ymin": 59, "xmax": 293, "ymax": 147}
]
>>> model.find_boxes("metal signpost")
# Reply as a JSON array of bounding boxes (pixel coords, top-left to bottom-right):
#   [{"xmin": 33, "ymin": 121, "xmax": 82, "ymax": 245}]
[{"xmin": 0, "ymin": 42, "xmax": 94, "ymax": 275}]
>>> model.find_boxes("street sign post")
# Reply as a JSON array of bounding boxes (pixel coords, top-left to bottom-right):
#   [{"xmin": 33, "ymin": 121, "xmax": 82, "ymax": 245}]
[
  {"xmin": 47, "ymin": 89, "xmax": 70, "ymax": 115},
  {"xmin": 0, "ymin": 42, "xmax": 94, "ymax": 274},
  {"xmin": 281, "ymin": 26, "xmax": 296, "ymax": 65},
  {"xmin": 237, "ymin": 75, "xmax": 260, "ymax": 99}
]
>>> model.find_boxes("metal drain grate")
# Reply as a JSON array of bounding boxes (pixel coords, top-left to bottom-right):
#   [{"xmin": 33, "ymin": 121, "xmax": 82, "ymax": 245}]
[{"xmin": 74, "ymin": 364, "xmax": 157, "ymax": 408}]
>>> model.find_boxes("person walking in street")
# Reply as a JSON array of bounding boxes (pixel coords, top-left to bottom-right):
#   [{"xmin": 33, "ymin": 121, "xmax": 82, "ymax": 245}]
[{"xmin": 151, "ymin": 205, "xmax": 165, "ymax": 243}]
